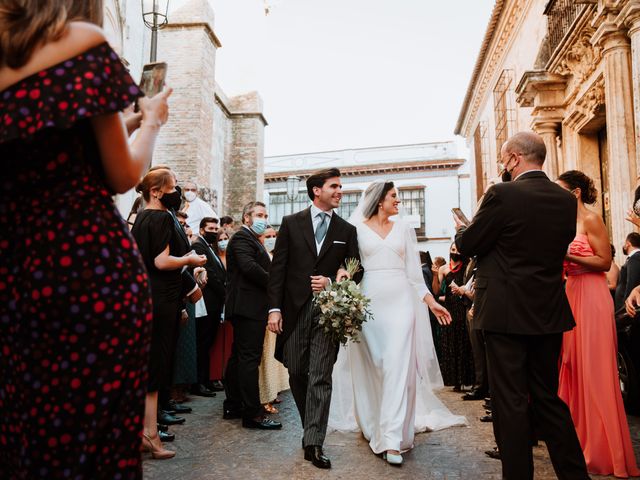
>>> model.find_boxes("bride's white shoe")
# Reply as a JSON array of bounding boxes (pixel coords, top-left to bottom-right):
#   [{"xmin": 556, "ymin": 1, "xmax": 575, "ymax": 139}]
[{"xmin": 383, "ymin": 451, "xmax": 403, "ymax": 465}]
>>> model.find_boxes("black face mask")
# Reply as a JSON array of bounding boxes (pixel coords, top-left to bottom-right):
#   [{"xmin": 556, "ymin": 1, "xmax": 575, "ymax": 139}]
[
  {"xmin": 501, "ymin": 169, "xmax": 512, "ymax": 182},
  {"xmin": 160, "ymin": 190, "xmax": 182, "ymax": 211},
  {"xmin": 202, "ymin": 231, "xmax": 217, "ymax": 245},
  {"xmin": 450, "ymin": 253, "xmax": 462, "ymax": 262},
  {"xmin": 623, "ymin": 246, "xmax": 629, "ymax": 256}
]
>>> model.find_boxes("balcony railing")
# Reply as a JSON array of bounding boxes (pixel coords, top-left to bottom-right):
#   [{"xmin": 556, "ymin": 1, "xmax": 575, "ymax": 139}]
[{"xmin": 544, "ymin": 0, "xmax": 586, "ymax": 56}]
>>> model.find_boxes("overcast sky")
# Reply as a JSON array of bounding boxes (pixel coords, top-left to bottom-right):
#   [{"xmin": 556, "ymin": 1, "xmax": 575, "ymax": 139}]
[{"xmin": 172, "ymin": 0, "xmax": 495, "ymax": 156}]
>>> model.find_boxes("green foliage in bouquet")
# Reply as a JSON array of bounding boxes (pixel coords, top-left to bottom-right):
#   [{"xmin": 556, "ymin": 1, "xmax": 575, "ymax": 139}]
[{"xmin": 314, "ymin": 258, "xmax": 372, "ymax": 345}]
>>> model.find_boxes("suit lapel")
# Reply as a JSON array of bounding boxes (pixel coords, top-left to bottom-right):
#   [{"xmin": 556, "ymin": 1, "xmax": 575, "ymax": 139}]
[
  {"xmin": 316, "ymin": 213, "xmax": 340, "ymax": 263},
  {"xmin": 297, "ymin": 208, "xmax": 317, "ymax": 256}
]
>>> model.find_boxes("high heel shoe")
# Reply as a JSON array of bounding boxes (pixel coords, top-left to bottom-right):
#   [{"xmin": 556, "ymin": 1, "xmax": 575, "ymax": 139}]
[
  {"xmin": 383, "ymin": 451, "xmax": 403, "ymax": 466},
  {"xmin": 142, "ymin": 433, "xmax": 175, "ymax": 460}
]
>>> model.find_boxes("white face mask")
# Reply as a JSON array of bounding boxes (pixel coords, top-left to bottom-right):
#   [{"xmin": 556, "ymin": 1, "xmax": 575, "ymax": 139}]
[
  {"xmin": 264, "ymin": 237, "xmax": 276, "ymax": 252},
  {"xmin": 184, "ymin": 191, "xmax": 197, "ymax": 202}
]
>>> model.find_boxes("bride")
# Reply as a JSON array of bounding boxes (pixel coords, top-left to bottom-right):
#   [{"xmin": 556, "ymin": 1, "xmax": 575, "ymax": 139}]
[{"xmin": 329, "ymin": 180, "xmax": 467, "ymax": 465}]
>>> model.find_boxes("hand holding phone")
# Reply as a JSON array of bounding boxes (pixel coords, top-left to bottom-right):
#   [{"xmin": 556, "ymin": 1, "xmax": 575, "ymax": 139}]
[{"xmin": 452, "ymin": 208, "xmax": 470, "ymax": 226}]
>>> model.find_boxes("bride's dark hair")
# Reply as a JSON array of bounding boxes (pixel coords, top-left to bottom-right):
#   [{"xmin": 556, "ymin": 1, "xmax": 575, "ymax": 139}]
[{"xmin": 363, "ymin": 182, "xmax": 395, "ymax": 219}]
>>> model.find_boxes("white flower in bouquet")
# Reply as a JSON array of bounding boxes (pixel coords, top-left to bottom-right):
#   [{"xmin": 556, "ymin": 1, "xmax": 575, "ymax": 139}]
[{"xmin": 313, "ymin": 258, "xmax": 372, "ymax": 345}]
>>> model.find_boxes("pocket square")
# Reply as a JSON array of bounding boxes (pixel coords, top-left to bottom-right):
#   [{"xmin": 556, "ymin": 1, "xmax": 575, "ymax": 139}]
[{"xmin": 333, "ymin": 240, "xmax": 346, "ymax": 244}]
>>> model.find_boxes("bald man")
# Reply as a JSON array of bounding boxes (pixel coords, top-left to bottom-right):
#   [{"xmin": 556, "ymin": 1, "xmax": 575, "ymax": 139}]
[{"xmin": 454, "ymin": 132, "xmax": 588, "ymax": 479}]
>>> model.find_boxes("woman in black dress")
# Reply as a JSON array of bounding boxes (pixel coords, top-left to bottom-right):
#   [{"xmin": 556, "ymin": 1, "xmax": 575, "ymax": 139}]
[
  {"xmin": 131, "ymin": 168, "xmax": 206, "ymax": 459},
  {"xmin": 0, "ymin": 3, "xmax": 171, "ymax": 478},
  {"xmin": 438, "ymin": 243, "xmax": 475, "ymax": 390}
]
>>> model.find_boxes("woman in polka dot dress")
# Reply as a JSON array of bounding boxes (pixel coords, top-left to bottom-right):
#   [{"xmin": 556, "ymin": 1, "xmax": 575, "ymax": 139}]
[{"xmin": 0, "ymin": 3, "xmax": 171, "ymax": 479}]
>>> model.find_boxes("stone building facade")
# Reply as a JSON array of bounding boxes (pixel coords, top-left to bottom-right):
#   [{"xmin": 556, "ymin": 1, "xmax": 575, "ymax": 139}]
[
  {"xmin": 456, "ymin": 0, "xmax": 640, "ymax": 258},
  {"xmin": 102, "ymin": 0, "xmax": 266, "ymax": 219},
  {"xmin": 264, "ymin": 142, "xmax": 470, "ymax": 260}
]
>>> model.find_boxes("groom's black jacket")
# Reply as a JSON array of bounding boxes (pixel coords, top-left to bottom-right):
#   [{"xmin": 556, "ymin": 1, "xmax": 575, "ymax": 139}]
[{"xmin": 268, "ymin": 207, "xmax": 361, "ymax": 361}]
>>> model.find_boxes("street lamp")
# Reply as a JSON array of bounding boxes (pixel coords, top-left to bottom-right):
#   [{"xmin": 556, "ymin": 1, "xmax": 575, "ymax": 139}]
[
  {"xmin": 286, "ymin": 175, "xmax": 301, "ymax": 215},
  {"xmin": 142, "ymin": 0, "xmax": 170, "ymax": 62}
]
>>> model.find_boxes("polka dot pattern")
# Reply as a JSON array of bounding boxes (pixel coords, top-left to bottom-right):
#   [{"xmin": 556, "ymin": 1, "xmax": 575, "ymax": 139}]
[{"xmin": 0, "ymin": 43, "xmax": 150, "ymax": 479}]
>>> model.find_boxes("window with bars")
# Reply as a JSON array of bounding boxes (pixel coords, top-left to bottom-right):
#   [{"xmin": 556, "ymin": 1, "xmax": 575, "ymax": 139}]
[
  {"xmin": 267, "ymin": 191, "xmax": 309, "ymax": 228},
  {"xmin": 398, "ymin": 188, "xmax": 425, "ymax": 237},
  {"xmin": 337, "ymin": 192, "xmax": 362, "ymax": 220},
  {"xmin": 493, "ymin": 69, "xmax": 515, "ymax": 163}
]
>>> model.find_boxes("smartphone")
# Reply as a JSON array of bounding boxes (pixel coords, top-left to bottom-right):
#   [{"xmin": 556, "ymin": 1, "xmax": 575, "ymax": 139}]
[
  {"xmin": 452, "ymin": 207, "xmax": 470, "ymax": 226},
  {"xmin": 135, "ymin": 62, "xmax": 168, "ymax": 111}
]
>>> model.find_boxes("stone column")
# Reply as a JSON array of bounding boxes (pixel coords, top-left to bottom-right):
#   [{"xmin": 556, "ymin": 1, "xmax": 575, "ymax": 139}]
[
  {"xmin": 533, "ymin": 121, "xmax": 561, "ymax": 179},
  {"xmin": 618, "ymin": 2, "xmax": 640, "ymax": 181},
  {"xmin": 593, "ymin": 21, "xmax": 637, "ymax": 249}
]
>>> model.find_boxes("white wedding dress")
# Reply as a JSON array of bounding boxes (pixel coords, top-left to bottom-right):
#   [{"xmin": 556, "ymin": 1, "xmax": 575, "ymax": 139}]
[{"xmin": 329, "ymin": 219, "xmax": 467, "ymax": 454}]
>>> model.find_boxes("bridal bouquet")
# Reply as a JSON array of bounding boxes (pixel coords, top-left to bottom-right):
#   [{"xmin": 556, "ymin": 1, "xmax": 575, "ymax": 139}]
[{"xmin": 314, "ymin": 258, "xmax": 372, "ymax": 345}]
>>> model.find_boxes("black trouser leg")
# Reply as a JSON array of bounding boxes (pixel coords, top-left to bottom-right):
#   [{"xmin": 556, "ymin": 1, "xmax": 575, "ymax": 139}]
[
  {"xmin": 196, "ymin": 313, "xmax": 219, "ymax": 385},
  {"xmin": 526, "ymin": 334, "xmax": 588, "ymax": 480},
  {"xmin": 229, "ymin": 316, "xmax": 266, "ymax": 420},
  {"xmin": 223, "ymin": 327, "xmax": 242, "ymax": 413},
  {"xmin": 468, "ymin": 324, "xmax": 488, "ymax": 392},
  {"xmin": 283, "ymin": 301, "xmax": 313, "ymax": 430},
  {"xmin": 485, "ymin": 332, "xmax": 534, "ymax": 480},
  {"xmin": 158, "ymin": 388, "xmax": 171, "ymax": 411}
]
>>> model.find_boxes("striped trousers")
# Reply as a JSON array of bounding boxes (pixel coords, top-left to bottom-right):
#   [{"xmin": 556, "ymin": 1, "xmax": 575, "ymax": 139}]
[{"xmin": 283, "ymin": 299, "xmax": 338, "ymax": 447}]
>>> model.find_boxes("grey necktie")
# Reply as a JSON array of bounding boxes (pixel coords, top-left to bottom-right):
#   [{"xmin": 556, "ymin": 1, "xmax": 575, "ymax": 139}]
[{"xmin": 315, "ymin": 212, "xmax": 329, "ymax": 243}]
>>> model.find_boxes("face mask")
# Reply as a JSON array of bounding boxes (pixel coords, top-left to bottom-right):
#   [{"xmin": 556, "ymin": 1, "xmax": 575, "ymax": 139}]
[
  {"xmin": 623, "ymin": 246, "xmax": 629, "ymax": 256},
  {"xmin": 160, "ymin": 190, "xmax": 182, "ymax": 211},
  {"xmin": 450, "ymin": 253, "xmax": 461, "ymax": 262},
  {"xmin": 202, "ymin": 231, "xmax": 217, "ymax": 244},
  {"xmin": 184, "ymin": 191, "xmax": 197, "ymax": 202},
  {"xmin": 250, "ymin": 218, "xmax": 268, "ymax": 235},
  {"xmin": 218, "ymin": 240, "xmax": 229, "ymax": 252},
  {"xmin": 264, "ymin": 237, "xmax": 276, "ymax": 252},
  {"xmin": 501, "ymin": 158, "xmax": 515, "ymax": 182}
]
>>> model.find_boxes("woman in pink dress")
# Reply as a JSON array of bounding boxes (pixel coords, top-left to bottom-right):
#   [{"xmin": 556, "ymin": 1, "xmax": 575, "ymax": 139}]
[{"xmin": 557, "ymin": 170, "xmax": 639, "ymax": 478}]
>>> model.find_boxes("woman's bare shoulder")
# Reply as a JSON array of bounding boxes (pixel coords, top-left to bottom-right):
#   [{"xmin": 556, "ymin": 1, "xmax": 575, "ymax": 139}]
[{"xmin": 0, "ymin": 21, "xmax": 107, "ymax": 90}]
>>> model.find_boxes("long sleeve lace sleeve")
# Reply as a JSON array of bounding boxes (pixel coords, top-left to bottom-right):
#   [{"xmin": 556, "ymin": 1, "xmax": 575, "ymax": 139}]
[{"xmin": 403, "ymin": 221, "xmax": 431, "ymax": 300}]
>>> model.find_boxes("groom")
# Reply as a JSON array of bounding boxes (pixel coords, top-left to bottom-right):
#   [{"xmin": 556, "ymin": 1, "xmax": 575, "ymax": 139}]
[{"xmin": 267, "ymin": 168, "xmax": 360, "ymax": 469}]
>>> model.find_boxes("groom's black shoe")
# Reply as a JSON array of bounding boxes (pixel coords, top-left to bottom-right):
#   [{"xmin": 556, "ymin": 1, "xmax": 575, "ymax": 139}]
[{"xmin": 304, "ymin": 445, "xmax": 331, "ymax": 469}]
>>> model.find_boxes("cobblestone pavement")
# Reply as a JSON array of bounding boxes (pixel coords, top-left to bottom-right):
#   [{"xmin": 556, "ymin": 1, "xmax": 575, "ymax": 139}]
[{"xmin": 143, "ymin": 388, "xmax": 640, "ymax": 480}]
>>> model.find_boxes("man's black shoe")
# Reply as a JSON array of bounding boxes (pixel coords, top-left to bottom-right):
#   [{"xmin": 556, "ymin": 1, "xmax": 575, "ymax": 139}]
[
  {"xmin": 480, "ymin": 414, "xmax": 493, "ymax": 423},
  {"xmin": 159, "ymin": 430, "xmax": 175, "ymax": 442},
  {"xmin": 485, "ymin": 447, "xmax": 500, "ymax": 460},
  {"xmin": 157, "ymin": 423, "xmax": 168, "ymax": 432},
  {"xmin": 223, "ymin": 409, "xmax": 242, "ymax": 420},
  {"xmin": 167, "ymin": 400, "xmax": 192, "ymax": 414},
  {"xmin": 304, "ymin": 445, "xmax": 331, "ymax": 469},
  {"xmin": 462, "ymin": 389, "xmax": 487, "ymax": 401},
  {"xmin": 158, "ymin": 410, "xmax": 186, "ymax": 425},
  {"xmin": 242, "ymin": 416, "xmax": 282, "ymax": 430},
  {"xmin": 207, "ymin": 380, "xmax": 225, "ymax": 392},
  {"xmin": 191, "ymin": 384, "xmax": 217, "ymax": 397}
]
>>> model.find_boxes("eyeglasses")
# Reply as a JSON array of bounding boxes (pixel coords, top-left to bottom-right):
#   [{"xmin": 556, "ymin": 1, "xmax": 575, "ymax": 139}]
[{"xmin": 182, "ymin": 187, "xmax": 197, "ymax": 192}]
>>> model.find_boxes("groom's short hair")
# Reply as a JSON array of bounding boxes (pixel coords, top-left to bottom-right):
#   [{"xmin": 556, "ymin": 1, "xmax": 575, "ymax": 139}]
[{"xmin": 306, "ymin": 168, "xmax": 341, "ymax": 200}]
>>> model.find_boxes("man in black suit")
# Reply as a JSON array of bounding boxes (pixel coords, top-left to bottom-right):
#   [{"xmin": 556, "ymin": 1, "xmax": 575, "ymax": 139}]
[
  {"xmin": 267, "ymin": 168, "xmax": 360, "ymax": 469},
  {"xmin": 455, "ymin": 132, "xmax": 588, "ymax": 479},
  {"xmin": 191, "ymin": 217, "xmax": 227, "ymax": 396},
  {"xmin": 223, "ymin": 201, "xmax": 281, "ymax": 430},
  {"xmin": 615, "ymin": 232, "xmax": 640, "ymax": 311}
]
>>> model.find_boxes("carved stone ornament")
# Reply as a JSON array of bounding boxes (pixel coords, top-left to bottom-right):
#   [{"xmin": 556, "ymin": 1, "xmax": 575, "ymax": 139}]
[
  {"xmin": 554, "ymin": 29, "xmax": 602, "ymax": 82},
  {"xmin": 576, "ymin": 77, "xmax": 605, "ymax": 117}
]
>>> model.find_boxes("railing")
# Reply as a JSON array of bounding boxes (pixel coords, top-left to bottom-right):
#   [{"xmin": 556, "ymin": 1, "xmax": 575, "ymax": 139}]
[{"xmin": 544, "ymin": 0, "xmax": 585, "ymax": 56}]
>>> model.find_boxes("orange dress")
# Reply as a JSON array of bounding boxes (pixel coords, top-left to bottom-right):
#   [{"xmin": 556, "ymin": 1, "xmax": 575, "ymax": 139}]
[{"xmin": 559, "ymin": 234, "xmax": 640, "ymax": 477}]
